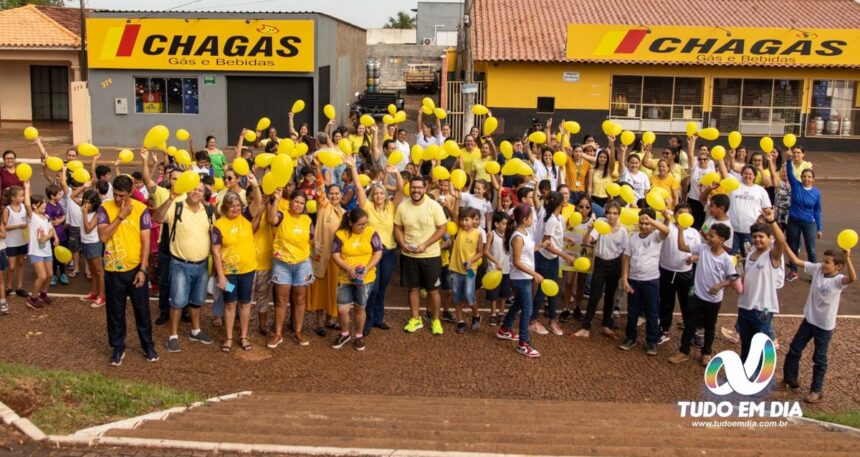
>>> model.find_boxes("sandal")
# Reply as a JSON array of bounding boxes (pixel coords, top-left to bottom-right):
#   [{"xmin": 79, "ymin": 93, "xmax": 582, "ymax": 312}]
[
  {"xmin": 240, "ymin": 337, "xmax": 253, "ymax": 351},
  {"xmin": 221, "ymin": 338, "xmax": 233, "ymax": 352}
]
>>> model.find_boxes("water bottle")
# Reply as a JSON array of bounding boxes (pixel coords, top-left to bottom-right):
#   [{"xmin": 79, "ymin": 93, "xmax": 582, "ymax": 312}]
[
  {"xmin": 464, "ymin": 261, "xmax": 475, "ymax": 279},
  {"xmin": 354, "ymin": 265, "xmax": 366, "ymax": 288}
]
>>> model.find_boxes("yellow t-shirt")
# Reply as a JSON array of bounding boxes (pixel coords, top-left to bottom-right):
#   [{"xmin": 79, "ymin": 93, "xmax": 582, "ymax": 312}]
[
  {"xmin": 754, "ymin": 168, "xmax": 772, "ymax": 186},
  {"xmin": 253, "ymin": 211, "xmax": 274, "ymax": 271},
  {"xmin": 164, "ymin": 201, "xmax": 212, "ymax": 262},
  {"xmin": 591, "ymin": 170, "xmax": 614, "ymax": 199},
  {"xmin": 363, "ymin": 200, "xmax": 396, "ymax": 249},
  {"xmin": 213, "ymin": 214, "xmax": 256, "ymax": 275},
  {"xmin": 791, "ymin": 160, "xmax": 812, "ymax": 181},
  {"xmin": 441, "ymin": 245, "xmax": 450, "ymax": 267},
  {"xmin": 349, "ymin": 134, "xmax": 367, "ymax": 153},
  {"xmin": 333, "ymin": 228, "xmax": 381, "ymax": 284},
  {"xmin": 98, "ymin": 199, "xmax": 150, "ymax": 272},
  {"xmin": 273, "ymin": 212, "xmax": 312, "ymax": 264},
  {"xmin": 393, "ymin": 196, "xmax": 447, "ymax": 258},
  {"xmin": 474, "ymin": 155, "xmax": 492, "ymax": 182},
  {"xmin": 669, "ymin": 163, "xmax": 687, "ymax": 182},
  {"xmin": 152, "ymin": 186, "xmax": 186, "ymax": 210},
  {"xmin": 448, "ymin": 228, "xmax": 483, "ymax": 274},
  {"xmin": 460, "ymin": 147, "xmax": 481, "ymax": 175},
  {"xmin": 565, "ymin": 160, "xmax": 591, "ymax": 192},
  {"xmin": 650, "ymin": 174, "xmax": 680, "ymax": 192}
]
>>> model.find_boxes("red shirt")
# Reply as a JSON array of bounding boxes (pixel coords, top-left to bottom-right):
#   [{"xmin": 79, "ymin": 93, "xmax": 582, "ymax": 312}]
[{"xmin": 0, "ymin": 167, "xmax": 22, "ymax": 193}]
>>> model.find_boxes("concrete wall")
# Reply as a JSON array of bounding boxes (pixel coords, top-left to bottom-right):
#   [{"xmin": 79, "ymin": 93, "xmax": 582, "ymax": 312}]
[
  {"xmin": 367, "ymin": 28, "xmax": 416, "ymax": 44},
  {"xmin": 0, "ymin": 49, "xmax": 78, "ymax": 121},
  {"xmin": 367, "ymin": 44, "xmax": 446, "ymax": 90},
  {"xmin": 337, "ymin": 20, "xmax": 368, "ymax": 119},
  {"xmin": 416, "ymin": 1, "xmax": 462, "ymax": 45}
]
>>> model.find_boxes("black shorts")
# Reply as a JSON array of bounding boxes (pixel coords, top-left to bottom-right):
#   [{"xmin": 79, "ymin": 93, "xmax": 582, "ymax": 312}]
[
  {"xmin": 400, "ymin": 254, "xmax": 442, "ymax": 291},
  {"xmin": 66, "ymin": 227, "xmax": 81, "ymax": 252},
  {"xmin": 485, "ymin": 273, "xmax": 512, "ymax": 301},
  {"xmin": 6, "ymin": 244, "xmax": 27, "ymax": 257}
]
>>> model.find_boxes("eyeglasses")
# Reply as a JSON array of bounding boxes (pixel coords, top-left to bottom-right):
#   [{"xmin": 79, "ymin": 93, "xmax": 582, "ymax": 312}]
[
  {"xmin": 698, "ymin": 157, "xmax": 709, "ymax": 161},
  {"xmin": 225, "ymin": 176, "xmax": 236, "ymax": 181}
]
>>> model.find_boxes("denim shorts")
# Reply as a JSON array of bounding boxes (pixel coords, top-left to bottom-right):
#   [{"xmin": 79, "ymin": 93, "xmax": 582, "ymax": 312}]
[
  {"xmin": 224, "ymin": 271, "xmax": 255, "ymax": 304},
  {"xmin": 451, "ymin": 271, "xmax": 476, "ymax": 305},
  {"xmin": 169, "ymin": 258, "xmax": 209, "ymax": 309},
  {"xmin": 271, "ymin": 259, "xmax": 314, "ymax": 287},
  {"xmin": 337, "ymin": 282, "xmax": 374, "ymax": 307},
  {"xmin": 82, "ymin": 242, "xmax": 104, "ymax": 260},
  {"xmin": 0, "ymin": 250, "xmax": 8, "ymax": 271},
  {"xmin": 29, "ymin": 255, "xmax": 52, "ymax": 265}
]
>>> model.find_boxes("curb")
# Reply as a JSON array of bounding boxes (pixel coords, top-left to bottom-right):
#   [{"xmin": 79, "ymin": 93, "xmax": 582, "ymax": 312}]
[
  {"xmin": 789, "ymin": 416, "xmax": 860, "ymax": 437},
  {"xmin": 0, "ymin": 400, "xmax": 47, "ymax": 441}
]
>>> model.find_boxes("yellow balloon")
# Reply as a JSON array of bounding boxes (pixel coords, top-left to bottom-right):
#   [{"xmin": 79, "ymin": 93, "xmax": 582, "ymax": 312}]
[
  {"xmin": 432, "ymin": 166, "xmax": 450, "ymax": 181},
  {"xmin": 257, "ymin": 117, "xmax": 271, "ymax": 131},
  {"xmin": 77, "ymin": 143, "xmax": 99, "ymax": 157},
  {"xmin": 711, "ymin": 145, "xmax": 726, "ymax": 161},
  {"xmin": 553, "ymin": 151, "xmax": 568, "ymax": 167},
  {"xmin": 421, "ymin": 106, "xmax": 432, "ymax": 117},
  {"xmin": 387, "ymin": 104, "xmax": 397, "ymax": 115},
  {"xmin": 158, "ymin": 142, "xmax": 168, "ymax": 151},
  {"xmin": 175, "ymin": 129, "xmax": 190, "ymax": 141},
  {"xmin": 358, "ymin": 174, "xmax": 371, "ymax": 187},
  {"xmin": 720, "ymin": 177, "xmax": 741, "ymax": 192},
  {"xmin": 15, "ymin": 163, "xmax": 32, "ymax": 181},
  {"xmin": 143, "ymin": 125, "xmax": 169, "ymax": 149},
  {"xmin": 213, "ymin": 177, "xmax": 225, "ymax": 192},
  {"xmin": 483, "ymin": 116, "xmax": 498, "ymax": 136},
  {"xmin": 291, "ymin": 99, "xmax": 305, "ymax": 113},
  {"xmin": 434, "ymin": 107, "xmax": 447, "ymax": 119},
  {"xmin": 485, "ymin": 161, "xmax": 500, "ymax": 175},
  {"xmin": 540, "ymin": 279, "xmax": 559, "ymax": 297},
  {"xmin": 388, "ymin": 150, "xmax": 404, "ymax": 167},
  {"xmin": 422, "ymin": 97, "xmax": 435, "ymax": 110},
  {"xmin": 652, "ymin": 186, "xmax": 670, "ymax": 200},
  {"xmin": 53, "ymin": 245, "xmax": 72, "ymax": 264},
  {"xmin": 515, "ymin": 161, "xmax": 533, "ymax": 176},
  {"xmin": 244, "ymin": 130, "xmax": 257, "ymax": 142},
  {"xmin": 564, "ymin": 121, "xmax": 581, "ymax": 134},
  {"xmin": 254, "ymin": 152, "xmax": 276, "ymax": 169},
  {"xmin": 443, "ymin": 140, "xmax": 460, "ymax": 157},
  {"xmin": 446, "ymin": 220, "xmax": 459, "ymax": 237},
  {"xmin": 323, "ymin": 104, "xmax": 336, "ymax": 120},
  {"xmin": 402, "ymin": 182, "xmax": 410, "ymax": 196},
  {"xmin": 174, "ymin": 170, "xmax": 201, "ymax": 194},
  {"xmin": 620, "ymin": 185, "xmax": 637, "ymax": 205},
  {"xmin": 382, "ymin": 114, "xmax": 395, "ymax": 125},
  {"xmin": 72, "ymin": 168, "xmax": 90, "ymax": 184},
  {"xmin": 642, "ymin": 131, "xmax": 656, "ymax": 145},
  {"xmin": 451, "ymin": 169, "xmax": 467, "ymax": 190},
  {"xmin": 677, "ymin": 213, "xmax": 694, "ymax": 229},
  {"xmin": 783, "ymin": 133, "xmax": 797, "ymax": 148},
  {"xmin": 271, "ymin": 155, "xmax": 294, "ymax": 182},
  {"xmin": 67, "ymin": 160, "xmax": 84, "ymax": 171},
  {"xmin": 472, "ymin": 104, "xmax": 488, "ymax": 116},
  {"xmin": 232, "ymin": 158, "xmax": 250, "ymax": 176},
  {"xmin": 574, "ymin": 257, "xmax": 591, "ymax": 272},
  {"xmin": 698, "ymin": 128, "xmax": 720, "ymax": 141},
  {"xmin": 306, "ymin": 199, "xmax": 318, "ymax": 214},
  {"xmin": 606, "ymin": 182, "xmax": 621, "ymax": 197},
  {"xmin": 610, "ymin": 122, "xmax": 623, "ymax": 137},
  {"xmin": 45, "ymin": 156, "xmax": 63, "ymax": 172},
  {"xmin": 646, "ymin": 191, "xmax": 666, "ymax": 211},
  {"xmin": 423, "ymin": 144, "xmax": 441, "ymax": 161},
  {"xmin": 338, "ymin": 138, "xmax": 352, "ymax": 155},
  {"xmin": 728, "ymin": 131, "xmax": 742, "ymax": 149},
  {"xmin": 23, "ymin": 126, "xmax": 38, "ymax": 140},
  {"xmin": 686, "ymin": 122, "xmax": 698, "ymax": 137},
  {"xmin": 175, "ymin": 149, "xmax": 192, "ymax": 166},
  {"xmin": 481, "ymin": 270, "xmax": 503, "ymax": 290},
  {"xmin": 499, "ymin": 140, "xmax": 513, "ymax": 159},
  {"xmin": 294, "ymin": 142, "xmax": 308, "ymax": 157},
  {"xmin": 501, "ymin": 158, "xmax": 521, "ymax": 176},
  {"xmin": 118, "ymin": 149, "xmax": 134, "ymax": 163},
  {"xmin": 394, "ymin": 111, "xmax": 407, "ymax": 124},
  {"xmin": 166, "ymin": 145, "xmax": 177, "ymax": 156},
  {"xmin": 759, "ymin": 136, "xmax": 774, "ymax": 153},
  {"xmin": 602, "ymin": 120, "xmax": 615, "ymax": 136},
  {"xmin": 700, "ymin": 171, "xmax": 721, "ymax": 186},
  {"xmin": 619, "ymin": 207, "xmax": 640, "ymax": 226},
  {"xmin": 360, "ymin": 114, "xmax": 375, "ymax": 127},
  {"xmin": 837, "ymin": 229, "xmax": 858, "ymax": 250},
  {"xmin": 318, "ymin": 150, "xmax": 343, "ymax": 168},
  {"xmin": 568, "ymin": 211, "xmax": 583, "ymax": 227},
  {"xmin": 528, "ymin": 131, "xmax": 547, "ymax": 144},
  {"xmin": 410, "ymin": 144, "xmax": 423, "ymax": 164},
  {"xmin": 260, "ymin": 173, "xmax": 278, "ymax": 195},
  {"xmin": 594, "ymin": 220, "xmax": 611, "ymax": 235},
  {"xmin": 620, "ymin": 130, "xmax": 635, "ymax": 146}
]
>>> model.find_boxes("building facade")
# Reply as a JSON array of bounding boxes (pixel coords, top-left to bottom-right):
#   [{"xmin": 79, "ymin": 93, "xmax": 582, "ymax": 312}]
[{"xmin": 416, "ymin": 1, "xmax": 462, "ymax": 46}]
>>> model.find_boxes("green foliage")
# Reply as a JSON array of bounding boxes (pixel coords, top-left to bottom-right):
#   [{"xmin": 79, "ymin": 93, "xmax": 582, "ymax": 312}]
[
  {"xmin": 383, "ymin": 11, "xmax": 416, "ymax": 29},
  {"xmin": 806, "ymin": 411, "xmax": 860, "ymax": 429}
]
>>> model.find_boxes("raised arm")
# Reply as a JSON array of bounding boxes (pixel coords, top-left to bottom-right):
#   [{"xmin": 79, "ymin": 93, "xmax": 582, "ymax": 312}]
[
  {"xmin": 390, "ymin": 167, "xmax": 404, "ymax": 207},
  {"xmin": 288, "ymin": 112, "xmax": 298, "ymax": 138},
  {"xmin": 844, "ymin": 249, "xmax": 856, "ymax": 285},
  {"xmin": 139, "ymin": 148, "xmax": 158, "ymax": 193}
]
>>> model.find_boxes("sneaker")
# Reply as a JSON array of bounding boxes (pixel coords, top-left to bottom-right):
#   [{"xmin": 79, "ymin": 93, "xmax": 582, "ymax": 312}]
[
  {"xmin": 645, "ymin": 343, "xmax": 658, "ymax": 356},
  {"xmin": 721, "ymin": 326, "xmax": 740, "ymax": 344},
  {"xmin": 559, "ymin": 309, "xmax": 572, "ymax": 323},
  {"xmin": 517, "ymin": 342, "xmax": 541, "ymax": 358},
  {"xmin": 803, "ymin": 391, "xmax": 822, "ymax": 403},
  {"xmin": 658, "ymin": 332, "xmax": 670, "ymax": 345},
  {"xmin": 0, "ymin": 302, "xmax": 8, "ymax": 315},
  {"xmin": 332, "ymin": 334, "xmax": 351, "ymax": 349},
  {"xmin": 59, "ymin": 273, "xmax": 69, "ymax": 285},
  {"xmin": 786, "ymin": 271, "xmax": 799, "ymax": 282},
  {"xmin": 573, "ymin": 328, "xmax": 590, "ymax": 338},
  {"xmin": 314, "ymin": 326, "xmax": 326, "ymax": 337},
  {"xmin": 431, "ymin": 318, "xmax": 444, "ymax": 335},
  {"xmin": 441, "ymin": 310, "xmax": 456, "ymax": 323},
  {"xmin": 404, "ymin": 317, "xmax": 424, "ymax": 333},
  {"xmin": 166, "ymin": 337, "xmax": 181, "ymax": 352},
  {"xmin": 668, "ymin": 352, "xmax": 690, "ymax": 364},
  {"xmin": 188, "ymin": 330, "xmax": 214, "ymax": 344},
  {"xmin": 701, "ymin": 354, "xmax": 712, "ymax": 367},
  {"xmin": 529, "ymin": 321, "xmax": 549, "ymax": 335},
  {"xmin": 144, "ymin": 348, "xmax": 160, "ymax": 362},
  {"xmin": 90, "ymin": 296, "xmax": 106, "ymax": 309},
  {"xmin": 38, "ymin": 293, "xmax": 52, "ymax": 305},
  {"xmin": 154, "ymin": 314, "xmax": 170, "ymax": 325},
  {"xmin": 266, "ymin": 335, "xmax": 284, "ymax": 349},
  {"xmin": 549, "ymin": 321, "xmax": 563, "ymax": 336},
  {"xmin": 489, "ymin": 314, "xmax": 499, "ymax": 326},
  {"xmin": 50, "ymin": 276, "xmax": 58, "ymax": 287},
  {"xmin": 470, "ymin": 315, "xmax": 481, "ymax": 331},
  {"xmin": 496, "ymin": 328, "xmax": 518, "ymax": 341},
  {"xmin": 456, "ymin": 321, "xmax": 466, "ymax": 334},
  {"xmin": 773, "ymin": 379, "xmax": 801, "ymax": 392},
  {"xmin": 15, "ymin": 288, "xmax": 29, "ymax": 298},
  {"xmin": 109, "ymin": 350, "xmax": 125, "ymax": 366},
  {"xmin": 354, "ymin": 337, "xmax": 366, "ymax": 351},
  {"xmin": 25, "ymin": 296, "xmax": 44, "ymax": 311},
  {"xmin": 693, "ymin": 335, "xmax": 704, "ymax": 348},
  {"xmin": 612, "ymin": 304, "xmax": 621, "ymax": 318},
  {"xmin": 637, "ymin": 316, "xmax": 646, "ymax": 327},
  {"xmin": 295, "ymin": 333, "xmax": 310, "ymax": 346},
  {"xmin": 618, "ymin": 339, "xmax": 636, "ymax": 351},
  {"xmin": 373, "ymin": 322, "xmax": 390, "ymax": 330},
  {"xmin": 80, "ymin": 292, "xmax": 98, "ymax": 302}
]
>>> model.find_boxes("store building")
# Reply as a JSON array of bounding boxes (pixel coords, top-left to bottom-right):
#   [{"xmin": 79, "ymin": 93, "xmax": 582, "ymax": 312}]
[
  {"xmin": 468, "ymin": 0, "xmax": 860, "ymax": 150},
  {"xmin": 87, "ymin": 11, "xmax": 365, "ymax": 146}
]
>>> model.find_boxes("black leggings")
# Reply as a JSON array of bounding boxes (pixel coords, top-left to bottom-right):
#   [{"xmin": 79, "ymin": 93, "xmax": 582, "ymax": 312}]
[
  {"xmin": 659, "ymin": 267, "xmax": 693, "ymax": 333},
  {"xmin": 580, "ymin": 256, "xmax": 621, "ymax": 331}
]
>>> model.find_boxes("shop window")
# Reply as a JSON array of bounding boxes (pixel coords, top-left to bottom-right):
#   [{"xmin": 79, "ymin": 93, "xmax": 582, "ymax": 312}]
[
  {"xmin": 711, "ymin": 79, "xmax": 802, "ymax": 136},
  {"xmin": 536, "ymin": 97, "xmax": 555, "ymax": 113},
  {"xmin": 134, "ymin": 77, "xmax": 199, "ymax": 114},
  {"xmin": 809, "ymin": 80, "xmax": 858, "ymax": 137},
  {"xmin": 609, "ymin": 75, "xmax": 704, "ymax": 132}
]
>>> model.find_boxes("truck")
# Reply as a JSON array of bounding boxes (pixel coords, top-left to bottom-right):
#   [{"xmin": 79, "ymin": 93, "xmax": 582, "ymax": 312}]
[{"xmin": 404, "ymin": 63, "xmax": 439, "ymax": 94}]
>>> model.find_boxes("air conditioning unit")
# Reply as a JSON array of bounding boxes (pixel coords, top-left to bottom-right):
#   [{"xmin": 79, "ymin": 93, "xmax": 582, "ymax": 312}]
[{"xmin": 422, "ymin": 37, "xmax": 435, "ymax": 45}]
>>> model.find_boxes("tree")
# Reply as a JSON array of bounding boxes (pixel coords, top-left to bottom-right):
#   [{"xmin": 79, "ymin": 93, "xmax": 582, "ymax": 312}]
[
  {"xmin": 1, "ymin": 0, "xmax": 66, "ymax": 9},
  {"xmin": 383, "ymin": 11, "xmax": 416, "ymax": 29}
]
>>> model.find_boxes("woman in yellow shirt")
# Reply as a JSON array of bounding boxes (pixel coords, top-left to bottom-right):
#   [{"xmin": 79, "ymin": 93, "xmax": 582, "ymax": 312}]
[
  {"xmin": 649, "ymin": 159, "xmax": 681, "ymax": 209},
  {"xmin": 459, "ymin": 135, "xmax": 481, "ymax": 176},
  {"xmin": 330, "ymin": 208, "xmax": 383, "ymax": 351},
  {"xmin": 268, "ymin": 188, "xmax": 314, "ymax": 348},
  {"xmin": 212, "ymin": 184, "xmax": 262, "ymax": 353},
  {"xmin": 346, "ymin": 155, "xmax": 403, "ymax": 334},
  {"xmin": 588, "ymin": 149, "xmax": 614, "ymax": 210},
  {"xmin": 565, "ymin": 144, "xmax": 591, "ymax": 202}
]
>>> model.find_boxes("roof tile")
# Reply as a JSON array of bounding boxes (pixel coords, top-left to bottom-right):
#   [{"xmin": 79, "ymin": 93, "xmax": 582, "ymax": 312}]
[{"xmin": 0, "ymin": 4, "xmax": 80, "ymax": 48}]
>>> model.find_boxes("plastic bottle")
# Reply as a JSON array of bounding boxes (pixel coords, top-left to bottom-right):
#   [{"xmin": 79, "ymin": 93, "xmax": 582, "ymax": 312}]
[
  {"xmin": 354, "ymin": 265, "xmax": 366, "ymax": 288},
  {"xmin": 465, "ymin": 261, "xmax": 475, "ymax": 279}
]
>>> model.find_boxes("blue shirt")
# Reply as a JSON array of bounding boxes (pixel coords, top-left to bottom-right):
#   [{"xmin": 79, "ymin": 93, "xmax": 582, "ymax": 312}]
[{"xmin": 786, "ymin": 160, "xmax": 822, "ymax": 231}]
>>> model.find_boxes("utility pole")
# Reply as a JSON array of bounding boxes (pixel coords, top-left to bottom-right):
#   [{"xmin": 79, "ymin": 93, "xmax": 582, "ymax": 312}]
[
  {"xmin": 79, "ymin": 0, "xmax": 87, "ymax": 81},
  {"xmin": 462, "ymin": 0, "xmax": 474, "ymax": 139}
]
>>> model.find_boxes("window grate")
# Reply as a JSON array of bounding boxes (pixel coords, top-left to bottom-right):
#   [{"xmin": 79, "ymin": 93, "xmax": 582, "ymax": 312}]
[
  {"xmin": 712, "ymin": 78, "xmax": 803, "ymax": 136},
  {"xmin": 609, "ymin": 75, "xmax": 704, "ymax": 132}
]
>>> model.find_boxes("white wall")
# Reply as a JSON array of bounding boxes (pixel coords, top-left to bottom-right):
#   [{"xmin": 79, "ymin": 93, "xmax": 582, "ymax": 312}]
[
  {"xmin": 367, "ymin": 28, "xmax": 417, "ymax": 45},
  {"xmin": 0, "ymin": 61, "xmax": 32, "ymax": 120}
]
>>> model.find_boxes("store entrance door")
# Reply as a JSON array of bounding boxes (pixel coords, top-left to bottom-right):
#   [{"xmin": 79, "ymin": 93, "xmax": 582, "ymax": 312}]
[
  {"xmin": 30, "ymin": 65, "xmax": 69, "ymax": 122},
  {"xmin": 227, "ymin": 76, "xmax": 314, "ymax": 141}
]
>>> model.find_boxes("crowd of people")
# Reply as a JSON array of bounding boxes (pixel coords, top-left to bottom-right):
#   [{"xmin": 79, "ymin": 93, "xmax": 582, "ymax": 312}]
[{"xmin": 0, "ymin": 107, "xmax": 854, "ymax": 404}]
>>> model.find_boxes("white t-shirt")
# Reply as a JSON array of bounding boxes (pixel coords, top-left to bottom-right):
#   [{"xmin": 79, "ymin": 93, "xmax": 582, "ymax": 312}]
[
  {"xmin": 659, "ymin": 224, "xmax": 699, "ymax": 273},
  {"xmin": 459, "ymin": 193, "xmax": 493, "ymax": 231},
  {"xmin": 803, "ymin": 262, "xmax": 845, "ymax": 331},
  {"xmin": 394, "ymin": 140, "xmax": 411, "ymax": 171},
  {"xmin": 625, "ymin": 231, "xmax": 665, "ymax": 281},
  {"xmin": 701, "ymin": 215, "xmax": 733, "ymax": 250},
  {"xmin": 589, "ymin": 222, "xmax": 628, "ymax": 261},
  {"xmin": 530, "ymin": 206, "xmax": 545, "ymax": 245},
  {"xmin": 690, "ymin": 243, "xmax": 736, "ymax": 302},
  {"xmin": 5, "ymin": 204, "xmax": 29, "ymax": 248},
  {"xmin": 738, "ymin": 249, "xmax": 781, "ymax": 313},
  {"xmin": 509, "ymin": 230, "xmax": 535, "ymax": 281},
  {"xmin": 729, "ymin": 184, "xmax": 771, "ymax": 234},
  {"xmin": 539, "ymin": 214, "xmax": 565, "ymax": 260},
  {"xmin": 64, "ymin": 192, "xmax": 82, "ymax": 229},
  {"xmin": 81, "ymin": 212, "xmax": 100, "ymax": 244},
  {"xmin": 28, "ymin": 215, "xmax": 53, "ymax": 257},
  {"xmin": 487, "ymin": 229, "xmax": 510, "ymax": 274},
  {"xmin": 620, "ymin": 169, "xmax": 650, "ymax": 200},
  {"xmin": 688, "ymin": 163, "xmax": 715, "ymax": 201}
]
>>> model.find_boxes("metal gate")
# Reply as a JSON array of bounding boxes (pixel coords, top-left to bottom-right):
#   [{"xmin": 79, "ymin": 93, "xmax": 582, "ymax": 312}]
[{"xmin": 444, "ymin": 80, "xmax": 486, "ymax": 142}]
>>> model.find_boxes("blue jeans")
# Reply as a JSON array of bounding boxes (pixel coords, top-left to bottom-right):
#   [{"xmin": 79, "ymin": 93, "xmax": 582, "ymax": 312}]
[
  {"xmin": 532, "ymin": 253, "xmax": 560, "ymax": 321},
  {"xmin": 365, "ymin": 248, "xmax": 397, "ymax": 332},
  {"xmin": 625, "ymin": 278, "xmax": 660, "ymax": 345},
  {"xmin": 451, "ymin": 271, "xmax": 476, "ymax": 305},
  {"xmin": 786, "ymin": 217, "xmax": 817, "ymax": 274},
  {"xmin": 737, "ymin": 307, "xmax": 772, "ymax": 363},
  {"xmin": 783, "ymin": 319, "xmax": 832, "ymax": 393},
  {"xmin": 169, "ymin": 258, "xmax": 209, "ymax": 309},
  {"xmin": 503, "ymin": 279, "xmax": 533, "ymax": 344},
  {"xmin": 732, "ymin": 232, "xmax": 753, "ymax": 256}
]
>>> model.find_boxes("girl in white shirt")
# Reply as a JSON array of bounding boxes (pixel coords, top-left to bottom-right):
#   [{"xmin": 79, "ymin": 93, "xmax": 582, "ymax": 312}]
[
  {"xmin": 80, "ymin": 189, "xmax": 105, "ymax": 308},
  {"xmin": 532, "ymin": 192, "xmax": 576, "ymax": 336},
  {"xmin": 26, "ymin": 185, "xmax": 59, "ymax": 310},
  {"xmin": 3, "ymin": 185, "xmax": 29, "ymax": 297},
  {"xmin": 484, "ymin": 211, "xmax": 511, "ymax": 325},
  {"xmin": 619, "ymin": 149, "xmax": 650, "ymax": 201}
]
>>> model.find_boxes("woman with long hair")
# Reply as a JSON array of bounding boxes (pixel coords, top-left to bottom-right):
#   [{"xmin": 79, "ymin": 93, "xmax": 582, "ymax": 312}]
[
  {"xmin": 588, "ymin": 148, "xmax": 614, "ymax": 217},
  {"xmin": 531, "ymin": 191, "xmax": 575, "ymax": 336},
  {"xmin": 783, "ymin": 147, "xmax": 822, "ymax": 282}
]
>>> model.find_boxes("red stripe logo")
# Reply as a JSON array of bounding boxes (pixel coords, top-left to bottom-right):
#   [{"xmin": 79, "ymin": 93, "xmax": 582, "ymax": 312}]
[
  {"xmin": 116, "ymin": 24, "xmax": 141, "ymax": 57},
  {"xmin": 614, "ymin": 29, "xmax": 648, "ymax": 53}
]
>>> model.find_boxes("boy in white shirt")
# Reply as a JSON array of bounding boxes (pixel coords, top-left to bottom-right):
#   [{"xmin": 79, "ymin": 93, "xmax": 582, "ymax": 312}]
[
  {"xmin": 775, "ymin": 245, "xmax": 855, "ymax": 403},
  {"xmin": 619, "ymin": 208, "xmax": 669, "ymax": 355}
]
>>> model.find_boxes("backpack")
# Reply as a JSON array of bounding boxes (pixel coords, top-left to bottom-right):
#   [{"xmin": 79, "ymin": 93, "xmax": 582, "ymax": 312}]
[{"xmin": 159, "ymin": 201, "xmax": 214, "ymax": 253}]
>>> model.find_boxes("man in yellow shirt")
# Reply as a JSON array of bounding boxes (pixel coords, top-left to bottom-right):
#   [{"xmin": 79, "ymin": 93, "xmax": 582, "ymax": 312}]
[
  {"xmin": 394, "ymin": 177, "xmax": 447, "ymax": 335},
  {"xmin": 97, "ymin": 175, "xmax": 157, "ymax": 366},
  {"xmin": 155, "ymin": 181, "xmax": 214, "ymax": 353}
]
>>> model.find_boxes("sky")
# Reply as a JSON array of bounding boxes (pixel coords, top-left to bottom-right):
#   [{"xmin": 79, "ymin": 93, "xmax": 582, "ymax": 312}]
[{"xmin": 82, "ymin": 0, "xmax": 424, "ymax": 29}]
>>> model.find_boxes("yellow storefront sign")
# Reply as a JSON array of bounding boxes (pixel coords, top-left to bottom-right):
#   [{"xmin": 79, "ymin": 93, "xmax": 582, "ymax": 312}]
[
  {"xmin": 87, "ymin": 18, "xmax": 314, "ymax": 72},
  {"xmin": 566, "ymin": 24, "xmax": 860, "ymax": 66}
]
